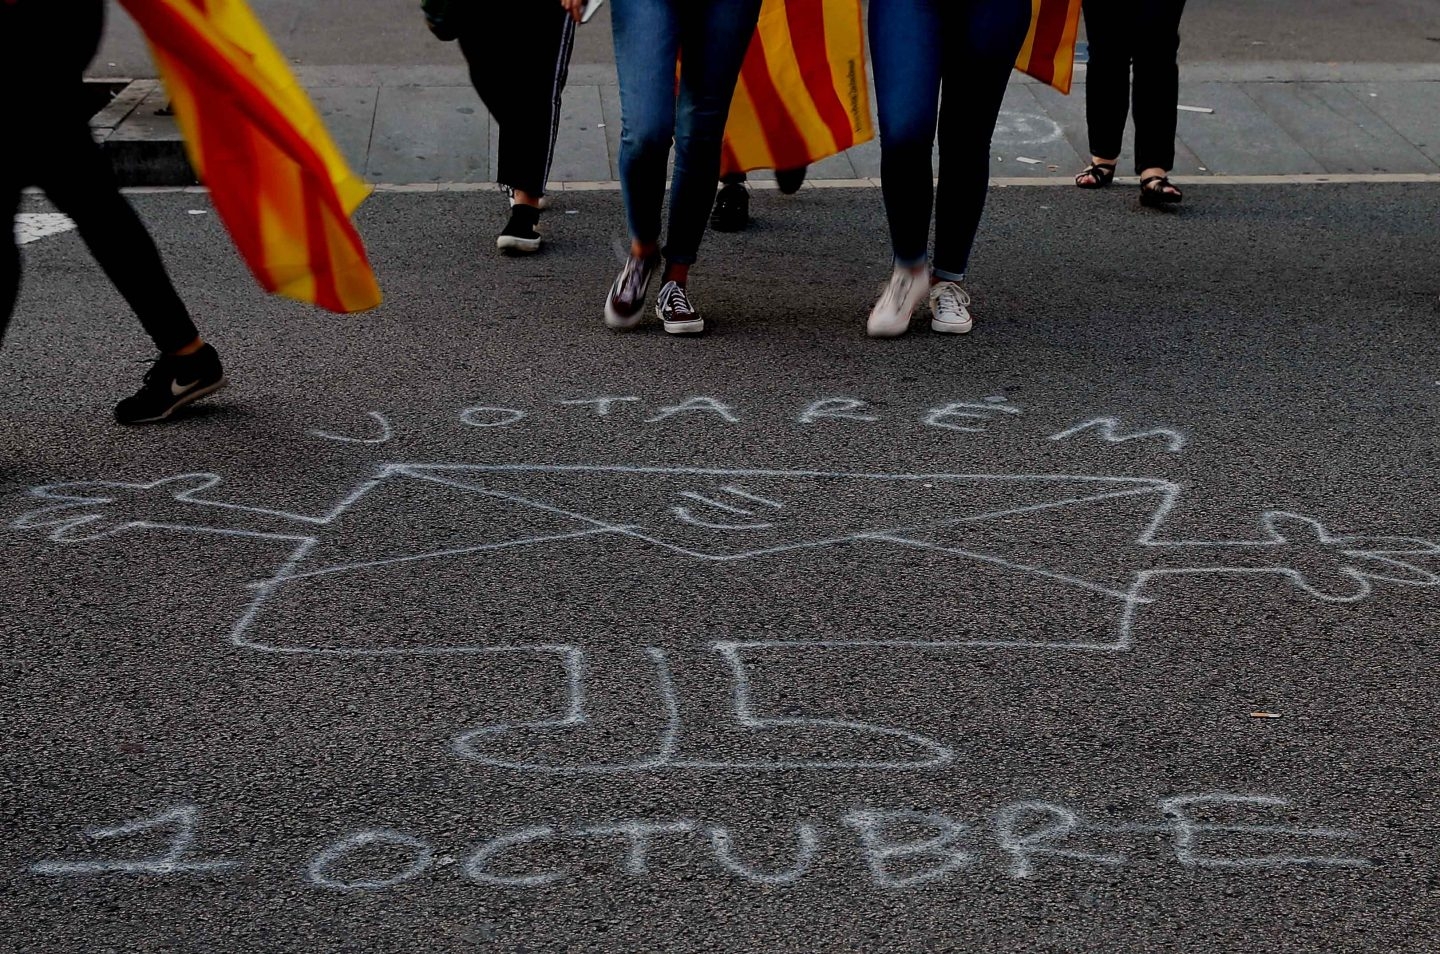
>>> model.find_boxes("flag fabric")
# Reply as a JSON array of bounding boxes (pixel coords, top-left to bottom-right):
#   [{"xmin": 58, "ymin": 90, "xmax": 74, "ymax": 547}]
[
  {"xmin": 720, "ymin": 0, "xmax": 1080, "ymax": 177},
  {"xmin": 1015, "ymin": 0, "xmax": 1084, "ymax": 95},
  {"xmin": 117, "ymin": 0, "xmax": 381, "ymax": 313},
  {"xmin": 720, "ymin": 0, "xmax": 872, "ymax": 177}
]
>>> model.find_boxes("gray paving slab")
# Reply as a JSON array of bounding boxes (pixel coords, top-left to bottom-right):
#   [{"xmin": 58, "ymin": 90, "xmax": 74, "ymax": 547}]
[
  {"xmin": 4, "ymin": 184, "xmax": 1440, "ymax": 953},
  {"xmin": 846, "ymin": 134, "xmax": 881, "ymax": 179},
  {"xmin": 1243, "ymin": 82, "xmax": 1439, "ymax": 174},
  {"xmin": 95, "ymin": 67, "xmax": 1440, "ymax": 188},
  {"xmin": 1340, "ymin": 81, "xmax": 1440, "ymax": 168},
  {"xmin": 598, "ymin": 83, "xmax": 625, "ymax": 182},
  {"xmin": 487, "ymin": 104, "xmax": 500, "ymax": 185},
  {"xmin": 1171, "ymin": 82, "xmax": 1323, "ymax": 175},
  {"xmin": 88, "ymin": 79, "xmax": 156, "ymax": 138},
  {"xmin": 367, "ymin": 85, "xmax": 488, "ymax": 184},
  {"xmin": 90, "ymin": 0, "xmax": 1440, "ymax": 80},
  {"xmin": 102, "ymin": 84, "xmax": 175, "ymax": 145},
  {"xmin": 307, "ymin": 87, "xmax": 379, "ymax": 177},
  {"xmin": 746, "ymin": 147, "xmax": 857, "ymax": 182},
  {"xmin": 1032, "ymin": 81, "xmax": 1205, "ymax": 177},
  {"xmin": 548, "ymin": 86, "xmax": 613, "ymax": 184},
  {"xmin": 992, "ymin": 84, "xmax": 1086, "ymax": 176}
]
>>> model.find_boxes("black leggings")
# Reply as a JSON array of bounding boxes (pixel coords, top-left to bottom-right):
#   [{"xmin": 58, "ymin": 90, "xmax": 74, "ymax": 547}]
[
  {"xmin": 458, "ymin": 5, "xmax": 575, "ymax": 198},
  {"xmin": 1082, "ymin": 0, "xmax": 1187, "ymax": 175},
  {"xmin": 2, "ymin": 108, "xmax": 197, "ymax": 352}
]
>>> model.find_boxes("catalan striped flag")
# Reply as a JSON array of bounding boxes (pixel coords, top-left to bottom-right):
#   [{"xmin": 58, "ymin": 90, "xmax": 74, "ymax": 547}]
[
  {"xmin": 721, "ymin": 0, "xmax": 1081, "ymax": 177},
  {"xmin": 117, "ymin": 0, "xmax": 381, "ymax": 313},
  {"xmin": 1016, "ymin": 0, "xmax": 1084, "ymax": 95},
  {"xmin": 721, "ymin": 0, "xmax": 872, "ymax": 177}
]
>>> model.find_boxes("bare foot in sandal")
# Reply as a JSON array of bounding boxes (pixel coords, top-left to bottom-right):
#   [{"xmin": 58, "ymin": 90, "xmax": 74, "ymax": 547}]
[
  {"xmin": 1075, "ymin": 157, "xmax": 1118, "ymax": 188},
  {"xmin": 1139, "ymin": 166, "xmax": 1183, "ymax": 206}
]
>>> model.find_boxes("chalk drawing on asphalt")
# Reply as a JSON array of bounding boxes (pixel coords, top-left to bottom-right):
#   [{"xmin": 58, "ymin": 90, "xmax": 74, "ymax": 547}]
[
  {"xmin": 31, "ymin": 793, "xmax": 1371, "ymax": 888},
  {"xmin": 12, "ymin": 463, "xmax": 1440, "ymax": 773},
  {"xmin": 30, "ymin": 806, "xmax": 238, "ymax": 877}
]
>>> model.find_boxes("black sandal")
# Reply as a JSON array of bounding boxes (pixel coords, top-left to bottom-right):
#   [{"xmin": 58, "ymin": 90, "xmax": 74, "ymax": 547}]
[
  {"xmin": 1074, "ymin": 161, "xmax": 1117, "ymax": 189},
  {"xmin": 1139, "ymin": 175, "xmax": 1183, "ymax": 206}
]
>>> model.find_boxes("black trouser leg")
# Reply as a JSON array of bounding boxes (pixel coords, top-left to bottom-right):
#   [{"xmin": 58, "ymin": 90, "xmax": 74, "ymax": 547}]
[
  {"xmin": 35, "ymin": 119, "xmax": 198, "ymax": 353},
  {"xmin": 0, "ymin": 174, "xmax": 20, "ymax": 346},
  {"xmin": 459, "ymin": 6, "xmax": 576, "ymax": 197},
  {"xmin": 1131, "ymin": 0, "xmax": 1186, "ymax": 174},
  {"xmin": 930, "ymin": 0, "xmax": 1032, "ymax": 280},
  {"xmin": 1081, "ymin": 0, "xmax": 1132, "ymax": 163}
]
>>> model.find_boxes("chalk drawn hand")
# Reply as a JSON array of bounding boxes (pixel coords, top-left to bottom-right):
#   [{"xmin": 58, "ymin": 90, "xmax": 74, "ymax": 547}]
[
  {"xmin": 12, "ymin": 474, "xmax": 225, "ymax": 542},
  {"xmin": 1259, "ymin": 512, "xmax": 1440, "ymax": 601}
]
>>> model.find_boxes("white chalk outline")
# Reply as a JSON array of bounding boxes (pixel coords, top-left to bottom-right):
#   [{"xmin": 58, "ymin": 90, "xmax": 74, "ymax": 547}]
[
  {"xmin": 307, "ymin": 829, "xmax": 434, "ymax": 891},
  {"xmin": 31, "ymin": 806, "xmax": 238, "ymax": 876},
  {"xmin": 13, "ymin": 463, "xmax": 1440, "ymax": 774},
  {"xmin": 1158, "ymin": 794, "xmax": 1371, "ymax": 869},
  {"xmin": 1049, "ymin": 417, "xmax": 1186, "ymax": 454},
  {"xmin": 310, "ymin": 411, "xmax": 394, "ymax": 445}
]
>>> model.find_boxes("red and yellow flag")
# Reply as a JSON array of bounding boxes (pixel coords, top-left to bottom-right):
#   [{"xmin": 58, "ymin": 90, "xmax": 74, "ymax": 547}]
[
  {"xmin": 721, "ymin": 0, "xmax": 872, "ymax": 177},
  {"xmin": 721, "ymin": 0, "xmax": 1081, "ymax": 177},
  {"xmin": 117, "ymin": 0, "xmax": 381, "ymax": 313},
  {"xmin": 1016, "ymin": 0, "xmax": 1084, "ymax": 95}
]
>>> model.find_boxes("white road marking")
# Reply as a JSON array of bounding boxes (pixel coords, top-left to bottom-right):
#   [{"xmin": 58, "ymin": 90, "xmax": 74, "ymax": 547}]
[{"xmin": 15, "ymin": 213, "xmax": 76, "ymax": 245}]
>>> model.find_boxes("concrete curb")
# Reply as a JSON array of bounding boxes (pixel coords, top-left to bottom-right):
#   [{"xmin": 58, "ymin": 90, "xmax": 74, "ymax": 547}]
[
  {"xmin": 96, "ymin": 172, "xmax": 1440, "ymax": 197},
  {"xmin": 90, "ymin": 79, "xmax": 197, "ymax": 188},
  {"xmin": 87, "ymin": 61, "xmax": 1440, "ymax": 188}
]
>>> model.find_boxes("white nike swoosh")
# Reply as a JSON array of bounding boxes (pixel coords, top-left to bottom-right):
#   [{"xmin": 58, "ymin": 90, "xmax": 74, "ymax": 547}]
[{"xmin": 170, "ymin": 378, "xmax": 200, "ymax": 396}]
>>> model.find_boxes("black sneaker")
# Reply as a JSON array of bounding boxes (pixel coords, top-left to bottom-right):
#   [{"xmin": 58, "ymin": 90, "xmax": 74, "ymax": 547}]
[
  {"xmin": 655, "ymin": 280, "xmax": 704, "ymax": 335},
  {"xmin": 497, "ymin": 204, "xmax": 542, "ymax": 254},
  {"xmin": 114, "ymin": 344, "xmax": 226, "ymax": 425},
  {"xmin": 604, "ymin": 252, "xmax": 659, "ymax": 330},
  {"xmin": 710, "ymin": 182, "xmax": 750, "ymax": 232}
]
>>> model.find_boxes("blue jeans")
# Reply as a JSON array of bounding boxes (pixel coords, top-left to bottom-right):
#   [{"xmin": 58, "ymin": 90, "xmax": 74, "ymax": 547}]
[
  {"xmin": 611, "ymin": 0, "xmax": 762, "ymax": 266},
  {"xmin": 870, "ymin": 0, "xmax": 1032, "ymax": 280}
]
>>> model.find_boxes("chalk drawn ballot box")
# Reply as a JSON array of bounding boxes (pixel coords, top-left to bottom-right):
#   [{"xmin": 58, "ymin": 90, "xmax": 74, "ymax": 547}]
[{"xmin": 233, "ymin": 464, "xmax": 1173, "ymax": 653}]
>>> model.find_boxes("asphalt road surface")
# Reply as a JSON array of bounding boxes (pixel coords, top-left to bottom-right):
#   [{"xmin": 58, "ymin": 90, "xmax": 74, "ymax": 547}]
[{"xmin": 3, "ymin": 184, "xmax": 1439, "ymax": 952}]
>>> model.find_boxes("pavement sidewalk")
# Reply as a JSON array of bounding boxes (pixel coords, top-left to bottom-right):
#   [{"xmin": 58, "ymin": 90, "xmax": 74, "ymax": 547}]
[{"xmin": 90, "ymin": 61, "xmax": 1440, "ymax": 187}]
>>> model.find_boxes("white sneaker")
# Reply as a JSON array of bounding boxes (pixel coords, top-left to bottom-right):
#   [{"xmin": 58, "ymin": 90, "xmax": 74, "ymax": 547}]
[
  {"xmin": 867, "ymin": 264, "xmax": 929, "ymax": 338},
  {"xmin": 928, "ymin": 280, "xmax": 973, "ymax": 334}
]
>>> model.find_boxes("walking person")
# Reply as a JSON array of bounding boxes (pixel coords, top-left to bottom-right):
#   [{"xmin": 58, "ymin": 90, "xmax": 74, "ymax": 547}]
[
  {"xmin": 428, "ymin": 0, "xmax": 577, "ymax": 253},
  {"xmin": 570, "ymin": 0, "xmax": 764, "ymax": 335},
  {"xmin": 1073, "ymin": 0, "xmax": 1187, "ymax": 206},
  {"xmin": 866, "ymin": 0, "xmax": 1033, "ymax": 339},
  {"xmin": 2, "ymin": 0, "xmax": 225, "ymax": 424}
]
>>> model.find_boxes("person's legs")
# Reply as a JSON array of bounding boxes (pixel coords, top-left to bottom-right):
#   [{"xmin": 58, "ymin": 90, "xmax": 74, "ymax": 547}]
[
  {"xmin": 662, "ymin": 0, "xmax": 764, "ymax": 274},
  {"xmin": 611, "ymin": 0, "xmax": 682, "ymax": 255},
  {"xmin": 460, "ymin": 4, "xmax": 576, "ymax": 202},
  {"xmin": 36, "ymin": 118, "xmax": 199, "ymax": 354},
  {"xmin": 1081, "ymin": 0, "xmax": 1131, "ymax": 169},
  {"xmin": 930, "ymin": 0, "xmax": 1033, "ymax": 282},
  {"xmin": 869, "ymin": 0, "xmax": 944, "ymax": 272},
  {"xmin": 28, "ymin": 115, "xmax": 225, "ymax": 422},
  {"xmin": 1131, "ymin": 0, "xmax": 1186, "ymax": 178}
]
